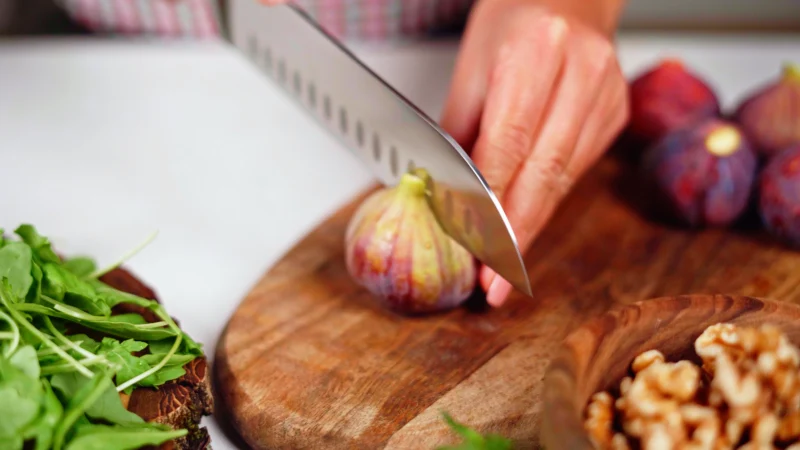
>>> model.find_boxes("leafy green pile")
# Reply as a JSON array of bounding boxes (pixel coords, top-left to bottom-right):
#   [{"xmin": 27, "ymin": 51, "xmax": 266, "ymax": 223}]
[
  {"xmin": 436, "ymin": 412, "xmax": 514, "ymax": 450},
  {"xmin": 0, "ymin": 225, "xmax": 204, "ymax": 450}
]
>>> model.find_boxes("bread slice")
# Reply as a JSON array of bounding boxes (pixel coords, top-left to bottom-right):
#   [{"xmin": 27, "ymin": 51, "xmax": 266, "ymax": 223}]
[{"xmin": 98, "ymin": 268, "xmax": 214, "ymax": 450}]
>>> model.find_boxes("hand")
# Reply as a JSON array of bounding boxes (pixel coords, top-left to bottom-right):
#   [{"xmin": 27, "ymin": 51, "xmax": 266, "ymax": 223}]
[{"xmin": 439, "ymin": 0, "xmax": 630, "ymax": 307}]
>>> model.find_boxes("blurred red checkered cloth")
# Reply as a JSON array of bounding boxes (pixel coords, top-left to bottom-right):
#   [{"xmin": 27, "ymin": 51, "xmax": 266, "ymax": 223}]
[{"xmin": 60, "ymin": 0, "xmax": 474, "ymax": 39}]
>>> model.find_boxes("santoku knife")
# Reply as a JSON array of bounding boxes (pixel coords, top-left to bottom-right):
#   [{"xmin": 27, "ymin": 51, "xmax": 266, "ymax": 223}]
[{"xmin": 217, "ymin": 0, "xmax": 533, "ymax": 297}]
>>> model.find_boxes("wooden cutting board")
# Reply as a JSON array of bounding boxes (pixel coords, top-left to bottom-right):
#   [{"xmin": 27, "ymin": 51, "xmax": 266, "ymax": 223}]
[{"xmin": 213, "ymin": 153, "xmax": 800, "ymax": 450}]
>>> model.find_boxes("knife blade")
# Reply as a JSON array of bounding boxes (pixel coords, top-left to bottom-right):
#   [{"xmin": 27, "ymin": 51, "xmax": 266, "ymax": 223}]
[{"xmin": 219, "ymin": 1, "xmax": 532, "ymax": 297}]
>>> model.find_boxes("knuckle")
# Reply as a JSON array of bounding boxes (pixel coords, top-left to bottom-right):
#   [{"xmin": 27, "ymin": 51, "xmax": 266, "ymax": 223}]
[
  {"xmin": 539, "ymin": 13, "xmax": 569, "ymax": 45},
  {"xmin": 531, "ymin": 154, "xmax": 574, "ymax": 197},
  {"xmin": 488, "ymin": 121, "xmax": 534, "ymax": 160},
  {"xmin": 586, "ymin": 40, "xmax": 614, "ymax": 79}
]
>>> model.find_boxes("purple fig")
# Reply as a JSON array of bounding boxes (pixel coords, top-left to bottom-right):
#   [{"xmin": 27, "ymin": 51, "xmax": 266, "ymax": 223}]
[
  {"xmin": 734, "ymin": 62, "xmax": 800, "ymax": 158},
  {"xmin": 641, "ymin": 118, "xmax": 757, "ymax": 227},
  {"xmin": 628, "ymin": 58, "xmax": 721, "ymax": 145},
  {"xmin": 344, "ymin": 171, "xmax": 477, "ymax": 315},
  {"xmin": 759, "ymin": 144, "xmax": 800, "ymax": 247}
]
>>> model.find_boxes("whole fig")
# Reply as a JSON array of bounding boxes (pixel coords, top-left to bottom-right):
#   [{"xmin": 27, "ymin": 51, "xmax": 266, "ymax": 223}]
[
  {"xmin": 628, "ymin": 58, "xmax": 721, "ymax": 145},
  {"xmin": 641, "ymin": 118, "xmax": 757, "ymax": 227},
  {"xmin": 734, "ymin": 62, "xmax": 800, "ymax": 158},
  {"xmin": 344, "ymin": 171, "xmax": 477, "ymax": 315},
  {"xmin": 759, "ymin": 144, "xmax": 800, "ymax": 247}
]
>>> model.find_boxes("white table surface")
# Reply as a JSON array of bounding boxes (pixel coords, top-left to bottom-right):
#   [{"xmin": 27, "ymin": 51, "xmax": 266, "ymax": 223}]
[{"xmin": 1, "ymin": 31, "xmax": 799, "ymax": 449}]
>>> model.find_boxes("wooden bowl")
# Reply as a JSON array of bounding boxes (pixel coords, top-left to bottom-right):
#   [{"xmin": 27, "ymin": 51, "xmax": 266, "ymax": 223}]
[{"xmin": 540, "ymin": 294, "xmax": 800, "ymax": 450}]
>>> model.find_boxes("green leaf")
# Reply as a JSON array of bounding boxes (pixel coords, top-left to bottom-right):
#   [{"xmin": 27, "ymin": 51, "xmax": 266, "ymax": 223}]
[
  {"xmin": 436, "ymin": 412, "xmax": 513, "ymax": 450},
  {"xmin": 0, "ymin": 242, "xmax": 33, "ymax": 301},
  {"xmin": 146, "ymin": 364, "xmax": 186, "ymax": 386},
  {"xmin": 22, "ymin": 379, "xmax": 64, "ymax": 450},
  {"xmin": 140, "ymin": 353, "xmax": 196, "ymax": 367},
  {"xmin": 27, "ymin": 262, "xmax": 43, "ymax": 304},
  {"xmin": 14, "ymin": 225, "xmax": 60, "ymax": 264},
  {"xmin": 14, "ymin": 304, "xmax": 178, "ymax": 340},
  {"xmin": 62, "ymin": 257, "xmax": 97, "ymax": 279},
  {"xmin": 64, "ymin": 423, "xmax": 186, "ymax": 450},
  {"xmin": 97, "ymin": 337, "xmax": 186, "ymax": 393},
  {"xmin": 42, "ymin": 264, "xmax": 110, "ymax": 317},
  {"xmin": 9, "ymin": 345, "xmax": 40, "ymax": 379},
  {"xmin": 0, "ymin": 435, "xmax": 22, "ymax": 450},
  {"xmin": 103, "ymin": 313, "xmax": 147, "ymax": 325},
  {"xmin": 149, "ymin": 335, "xmax": 204, "ymax": 358},
  {"xmin": 90, "ymin": 282, "xmax": 154, "ymax": 309},
  {"xmin": 97, "ymin": 338, "xmax": 151, "ymax": 392},
  {"xmin": 140, "ymin": 335, "xmax": 203, "ymax": 370},
  {"xmin": 50, "ymin": 372, "xmax": 143, "ymax": 427},
  {"xmin": 51, "ymin": 371, "xmax": 108, "ymax": 450},
  {"xmin": 0, "ymin": 355, "xmax": 43, "ymax": 441},
  {"xmin": 68, "ymin": 334, "xmax": 101, "ymax": 354},
  {"xmin": 0, "ymin": 228, "xmax": 5, "ymax": 248}
]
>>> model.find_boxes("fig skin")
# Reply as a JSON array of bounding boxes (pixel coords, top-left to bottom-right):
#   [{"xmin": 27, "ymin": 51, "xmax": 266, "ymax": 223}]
[
  {"xmin": 628, "ymin": 58, "xmax": 721, "ymax": 146},
  {"xmin": 759, "ymin": 144, "xmax": 800, "ymax": 248},
  {"xmin": 344, "ymin": 172, "xmax": 477, "ymax": 315},
  {"xmin": 640, "ymin": 118, "xmax": 758, "ymax": 227},
  {"xmin": 734, "ymin": 62, "xmax": 800, "ymax": 158}
]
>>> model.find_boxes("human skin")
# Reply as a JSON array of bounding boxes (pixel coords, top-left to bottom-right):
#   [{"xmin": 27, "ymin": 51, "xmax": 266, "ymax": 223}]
[{"xmin": 259, "ymin": 0, "xmax": 631, "ymax": 307}]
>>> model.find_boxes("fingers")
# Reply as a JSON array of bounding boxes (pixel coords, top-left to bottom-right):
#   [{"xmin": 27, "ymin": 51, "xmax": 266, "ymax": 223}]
[
  {"xmin": 565, "ymin": 65, "xmax": 630, "ymax": 181},
  {"xmin": 469, "ymin": 13, "xmax": 568, "ymax": 201},
  {"xmin": 502, "ymin": 33, "xmax": 611, "ymax": 254},
  {"xmin": 486, "ymin": 31, "xmax": 620, "ymax": 307},
  {"xmin": 439, "ymin": 14, "xmax": 493, "ymax": 150}
]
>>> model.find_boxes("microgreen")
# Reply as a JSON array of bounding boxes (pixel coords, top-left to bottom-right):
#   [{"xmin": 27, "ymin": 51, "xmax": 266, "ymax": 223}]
[
  {"xmin": 0, "ymin": 224, "xmax": 204, "ymax": 450},
  {"xmin": 436, "ymin": 412, "xmax": 514, "ymax": 450}
]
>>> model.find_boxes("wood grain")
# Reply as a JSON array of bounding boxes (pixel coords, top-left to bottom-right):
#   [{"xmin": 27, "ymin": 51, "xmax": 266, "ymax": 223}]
[
  {"xmin": 213, "ymin": 154, "xmax": 800, "ymax": 450},
  {"xmin": 541, "ymin": 295, "xmax": 800, "ymax": 450}
]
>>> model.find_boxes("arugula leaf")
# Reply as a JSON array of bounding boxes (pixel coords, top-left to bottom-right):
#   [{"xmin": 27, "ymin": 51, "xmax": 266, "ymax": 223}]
[
  {"xmin": 50, "ymin": 372, "xmax": 143, "ymax": 427},
  {"xmin": 140, "ymin": 334, "xmax": 203, "ymax": 369},
  {"xmin": 68, "ymin": 334, "xmax": 101, "ymax": 354},
  {"xmin": 9, "ymin": 345, "xmax": 40, "ymax": 379},
  {"xmin": 436, "ymin": 412, "xmax": 513, "ymax": 450},
  {"xmin": 97, "ymin": 338, "xmax": 154, "ymax": 394},
  {"xmin": 21, "ymin": 379, "xmax": 64, "ymax": 450},
  {"xmin": 64, "ymin": 423, "xmax": 186, "ymax": 450},
  {"xmin": 101, "ymin": 313, "xmax": 147, "ymax": 325},
  {"xmin": 148, "ymin": 335, "xmax": 204, "ymax": 358},
  {"xmin": 14, "ymin": 225, "xmax": 60, "ymax": 264},
  {"xmin": 0, "ymin": 243, "xmax": 33, "ymax": 301},
  {"xmin": 0, "ymin": 354, "xmax": 43, "ymax": 442},
  {"xmin": 0, "ymin": 228, "xmax": 5, "ymax": 248},
  {"xmin": 51, "ymin": 371, "xmax": 109, "ymax": 450},
  {"xmin": 146, "ymin": 364, "xmax": 186, "ymax": 385},
  {"xmin": 140, "ymin": 352, "xmax": 196, "ymax": 367},
  {"xmin": 27, "ymin": 262, "xmax": 43, "ymax": 304},
  {"xmin": 90, "ymin": 281, "xmax": 154, "ymax": 309},
  {"xmin": 14, "ymin": 304, "xmax": 179, "ymax": 340},
  {"xmin": 42, "ymin": 264, "xmax": 110, "ymax": 317},
  {"xmin": 62, "ymin": 257, "xmax": 96, "ymax": 279}
]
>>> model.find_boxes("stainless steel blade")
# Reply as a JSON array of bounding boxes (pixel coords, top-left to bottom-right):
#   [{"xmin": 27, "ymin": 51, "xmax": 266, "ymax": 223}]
[{"xmin": 223, "ymin": 1, "xmax": 532, "ymax": 297}]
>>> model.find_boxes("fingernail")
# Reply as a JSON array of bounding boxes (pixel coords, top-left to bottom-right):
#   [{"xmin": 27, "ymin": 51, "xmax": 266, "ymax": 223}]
[{"xmin": 487, "ymin": 277, "xmax": 513, "ymax": 307}]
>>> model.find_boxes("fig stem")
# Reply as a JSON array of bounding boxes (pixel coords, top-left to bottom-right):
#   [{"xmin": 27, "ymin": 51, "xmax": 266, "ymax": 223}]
[
  {"xmin": 783, "ymin": 62, "xmax": 800, "ymax": 83},
  {"xmin": 396, "ymin": 172, "xmax": 427, "ymax": 197}
]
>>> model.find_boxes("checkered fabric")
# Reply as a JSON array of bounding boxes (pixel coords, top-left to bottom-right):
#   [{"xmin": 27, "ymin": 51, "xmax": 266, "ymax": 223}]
[{"xmin": 58, "ymin": 0, "xmax": 475, "ymax": 39}]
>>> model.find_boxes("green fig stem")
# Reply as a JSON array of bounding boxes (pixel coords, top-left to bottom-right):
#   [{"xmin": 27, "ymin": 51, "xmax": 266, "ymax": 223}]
[
  {"xmin": 783, "ymin": 62, "xmax": 800, "ymax": 83},
  {"xmin": 396, "ymin": 172, "xmax": 427, "ymax": 197}
]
